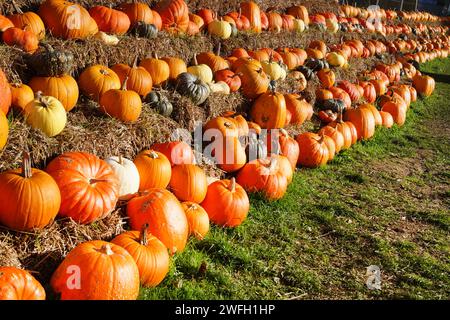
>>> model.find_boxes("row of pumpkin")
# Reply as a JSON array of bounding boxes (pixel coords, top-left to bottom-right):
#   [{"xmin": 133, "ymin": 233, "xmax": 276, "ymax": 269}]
[{"xmin": 0, "ymin": 0, "xmax": 447, "ymax": 53}]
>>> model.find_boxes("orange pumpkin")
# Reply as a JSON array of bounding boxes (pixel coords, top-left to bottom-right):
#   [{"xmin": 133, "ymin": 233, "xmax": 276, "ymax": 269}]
[
  {"xmin": 318, "ymin": 126, "xmax": 345, "ymax": 153},
  {"xmin": 9, "ymin": 83, "xmax": 34, "ymax": 112},
  {"xmin": 379, "ymin": 111, "xmax": 394, "ymax": 128},
  {"xmin": 181, "ymin": 202, "xmax": 210, "ymax": 239},
  {"xmin": 111, "ymin": 57, "xmax": 153, "ymax": 97},
  {"xmin": 250, "ymin": 91, "xmax": 286, "ymax": 129},
  {"xmin": 155, "ymin": 0, "xmax": 190, "ymax": 33},
  {"xmin": 161, "ymin": 57, "xmax": 187, "ymax": 81},
  {"xmin": 170, "ymin": 164, "xmax": 208, "ymax": 203},
  {"xmin": 139, "ymin": 54, "xmax": 170, "ymax": 86},
  {"xmin": 134, "ymin": 150, "xmax": 172, "ymax": 191},
  {"xmin": 78, "ymin": 65, "xmax": 120, "ymax": 101},
  {"xmin": 0, "ymin": 267, "xmax": 46, "ymax": 300},
  {"xmin": 8, "ymin": 4, "xmax": 46, "ymax": 40},
  {"xmin": 29, "ymin": 75, "xmax": 79, "ymax": 112},
  {"xmin": 151, "ymin": 141, "xmax": 194, "ymax": 166},
  {"xmin": 2, "ymin": 27, "xmax": 38, "ymax": 53},
  {"xmin": 295, "ymin": 132, "xmax": 329, "ymax": 168},
  {"xmin": 89, "ymin": 5, "xmax": 131, "ymax": 35},
  {"xmin": 343, "ymin": 107, "xmax": 376, "ymax": 140}
]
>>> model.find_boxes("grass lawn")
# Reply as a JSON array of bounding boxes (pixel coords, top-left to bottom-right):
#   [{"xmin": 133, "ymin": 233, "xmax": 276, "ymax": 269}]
[{"xmin": 141, "ymin": 58, "xmax": 450, "ymax": 300}]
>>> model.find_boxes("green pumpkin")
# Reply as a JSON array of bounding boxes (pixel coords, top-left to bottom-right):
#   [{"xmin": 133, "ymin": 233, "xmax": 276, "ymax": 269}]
[
  {"xmin": 176, "ymin": 72, "xmax": 210, "ymax": 105},
  {"xmin": 26, "ymin": 43, "xmax": 74, "ymax": 77},
  {"xmin": 132, "ymin": 21, "xmax": 158, "ymax": 39},
  {"xmin": 145, "ymin": 91, "xmax": 173, "ymax": 117}
]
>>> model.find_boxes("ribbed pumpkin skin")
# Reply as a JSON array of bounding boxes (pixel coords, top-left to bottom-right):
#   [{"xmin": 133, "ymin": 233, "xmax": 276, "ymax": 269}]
[
  {"xmin": 0, "ymin": 162, "xmax": 60, "ymax": 231},
  {"xmin": 240, "ymin": 1, "xmax": 262, "ymax": 33},
  {"xmin": 89, "ymin": 6, "xmax": 131, "ymax": 35},
  {"xmin": 10, "ymin": 83, "xmax": 34, "ymax": 112},
  {"xmin": 343, "ymin": 107, "xmax": 376, "ymax": 140},
  {"xmin": 29, "ymin": 75, "xmax": 79, "ymax": 112},
  {"xmin": 284, "ymin": 94, "xmax": 313, "ymax": 125},
  {"xmin": 151, "ymin": 141, "xmax": 194, "ymax": 166},
  {"xmin": 162, "ymin": 57, "xmax": 187, "ymax": 81},
  {"xmin": 295, "ymin": 132, "xmax": 329, "ymax": 168},
  {"xmin": 8, "ymin": 11, "xmax": 46, "ymax": 40},
  {"xmin": 99, "ymin": 86, "xmax": 142, "ymax": 123},
  {"xmin": 127, "ymin": 188, "xmax": 189, "ymax": 254},
  {"xmin": 235, "ymin": 61, "xmax": 270, "ymax": 99},
  {"xmin": 328, "ymin": 119, "xmax": 353, "ymax": 150},
  {"xmin": 111, "ymin": 63, "xmax": 153, "ymax": 97},
  {"xmin": 379, "ymin": 111, "xmax": 394, "ymax": 128},
  {"xmin": 318, "ymin": 126, "xmax": 344, "ymax": 153},
  {"xmin": 381, "ymin": 102, "xmax": 407, "ymax": 126},
  {"xmin": 0, "ymin": 111, "xmax": 8, "ymax": 150},
  {"xmin": 201, "ymin": 179, "xmax": 249, "ymax": 227},
  {"xmin": 0, "ymin": 68, "xmax": 12, "ymax": 115},
  {"xmin": 50, "ymin": 241, "xmax": 140, "ymax": 300},
  {"xmin": 0, "ymin": 267, "xmax": 46, "ymax": 300},
  {"xmin": 181, "ymin": 202, "xmax": 210, "ymax": 239},
  {"xmin": 360, "ymin": 103, "xmax": 382, "ymax": 126},
  {"xmin": 111, "ymin": 230, "xmax": 170, "ymax": 287},
  {"xmin": 251, "ymin": 92, "xmax": 286, "ymax": 129},
  {"xmin": 78, "ymin": 65, "xmax": 120, "ymax": 101},
  {"xmin": 139, "ymin": 58, "xmax": 170, "ymax": 86},
  {"xmin": 170, "ymin": 164, "xmax": 208, "ymax": 203},
  {"xmin": 118, "ymin": 2, "xmax": 154, "ymax": 26},
  {"xmin": 46, "ymin": 152, "xmax": 119, "ymax": 224},
  {"xmin": 134, "ymin": 150, "xmax": 172, "ymax": 190},
  {"xmin": 155, "ymin": 0, "xmax": 190, "ymax": 33}
]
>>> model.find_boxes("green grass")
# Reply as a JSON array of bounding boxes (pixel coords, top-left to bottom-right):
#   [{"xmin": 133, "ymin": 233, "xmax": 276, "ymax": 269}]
[{"xmin": 140, "ymin": 58, "xmax": 450, "ymax": 300}]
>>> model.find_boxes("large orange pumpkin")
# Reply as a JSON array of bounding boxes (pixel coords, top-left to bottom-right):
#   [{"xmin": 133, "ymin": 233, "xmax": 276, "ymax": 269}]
[
  {"xmin": 284, "ymin": 94, "xmax": 313, "ymax": 125},
  {"xmin": 170, "ymin": 164, "xmax": 208, "ymax": 203},
  {"xmin": 8, "ymin": 4, "xmax": 46, "ymax": 40},
  {"xmin": 343, "ymin": 107, "xmax": 376, "ymax": 140},
  {"xmin": 51, "ymin": 241, "xmax": 140, "ymax": 300},
  {"xmin": 118, "ymin": 1, "xmax": 154, "ymax": 26},
  {"xmin": 295, "ymin": 132, "xmax": 329, "ymax": 168},
  {"xmin": 78, "ymin": 65, "xmax": 120, "ymax": 101},
  {"xmin": 0, "ymin": 267, "xmax": 46, "ymax": 300},
  {"xmin": 29, "ymin": 75, "xmax": 79, "ymax": 112},
  {"xmin": 127, "ymin": 188, "xmax": 189, "ymax": 254},
  {"xmin": 111, "ymin": 58, "xmax": 153, "ymax": 97},
  {"xmin": 250, "ymin": 91, "xmax": 286, "ymax": 129},
  {"xmin": 89, "ymin": 5, "xmax": 131, "ymax": 35},
  {"xmin": 155, "ymin": 0, "xmax": 190, "ymax": 33},
  {"xmin": 134, "ymin": 150, "xmax": 172, "ymax": 191},
  {"xmin": 46, "ymin": 152, "xmax": 119, "ymax": 225},
  {"xmin": 0, "ymin": 152, "xmax": 60, "ymax": 231},
  {"xmin": 201, "ymin": 178, "xmax": 249, "ymax": 227},
  {"xmin": 240, "ymin": 1, "xmax": 262, "ymax": 33},
  {"xmin": 139, "ymin": 54, "xmax": 170, "ymax": 86}
]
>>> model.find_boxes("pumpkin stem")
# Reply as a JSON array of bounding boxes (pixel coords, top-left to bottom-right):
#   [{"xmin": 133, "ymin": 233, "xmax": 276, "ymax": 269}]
[
  {"xmin": 132, "ymin": 55, "xmax": 139, "ymax": 68},
  {"xmin": 100, "ymin": 244, "xmax": 114, "ymax": 256},
  {"xmin": 228, "ymin": 177, "xmax": 236, "ymax": 192},
  {"xmin": 21, "ymin": 151, "xmax": 32, "ymax": 179},
  {"xmin": 35, "ymin": 91, "xmax": 50, "ymax": 108},
  {"xmin": 11, "ymin": 0, "xmax": 23, "ymax": 14},
  {"xmin": 216, "ymin": 42, "xmax": 221, "ymax": 57},
  {"xmin": 193, "ymin": 54, "xmax": 198, "ymax": 66},
  {"xmin": 121, "ymin": 76, "xmax": 129, "ymax": 91},
  {"xmin": 280, "ymin": 128, "xmax": 288, "ymax": 138},
  {"xmin": 154, "ymin": 52, "xmax": 159, "ymax": 60},
  {"xmin": 99, "ymin": 68, "xmax": 109, "ymax": 75},
  {"xmin": 118, "ymin": 155, "xmax": 123, "ymax": 165},
  {"xmin": 147, "ymin": 151, "xmax": 159, "ymax": 159},
  {"xmin": 140, "ymin": 223, "xmax": 149, "ymax": 246},
  {"xmin": 89, "ymin": 178, "xmax": 108, "ymax": 184}
]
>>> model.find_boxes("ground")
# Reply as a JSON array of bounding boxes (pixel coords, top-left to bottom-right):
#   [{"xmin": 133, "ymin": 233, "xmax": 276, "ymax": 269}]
[{"xmin": 140, "ymin": 58, "xmax": 450, "ymax": 300}]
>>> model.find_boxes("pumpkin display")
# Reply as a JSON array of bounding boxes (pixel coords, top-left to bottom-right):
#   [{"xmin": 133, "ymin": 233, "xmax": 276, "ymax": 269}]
[
  {"xmin": 24, "ymin": 92, "xmax": 67, "ymax": 137},
  {"xmin": 29, "ymin": 75, "xmax": 79, "ymax": 112},
  {"xmin": 201, "ymin": 178, "xmax": 249, "ymax": 227},
  {"xmin": 170, "ymin": 164, "xmax": 207, "ymax": 203},
  {"xmin": 250, "ymin": 91, "xmax": 286, "ymax": 129},
  {"xmin": 111, "ymin": 225, "xmax": 170, "ymax": 287},
  {"xmin": 151, "ymin": 141, "xmax": 194, "ymax": 166},
  {"xmin": 8, "ymin": 2, "xmax": 45, "ymax": 40},
  {"xmin": 99, "ymin": 77, "xmax": 142, "ymax": 123},
  {"xmin": 46, "ymin": 152, "xmax": 119, "ymax": 224},
  {"xmin": 236, "ymin": 155, "xmax": 289, "ymax": 200},
  {"xmin": 38, "ymin": 0, "xmax": 98, "ymax": 39},
  {"xmin": 105, "ymin": 155, "xmax": 140, "ymax": 200},
  {"xmin": 89, "ymin": 5, "xmax": 130, "ymax": 35},
  {"xmin": 127, "ymin": 188, "xmax": 189, "ymax": 254},
  {"xmin": 176, "ymin": 72, "xmax": 210, "ymax": 105},
  {"xmin": 134, "ymin": 150, "xmax": 172, "ymax": 190},
  {"xmin": 26, "ymin": 43, "xmax": 74, "ymax": 77},
  {"xmin": 140, "ymin": 54, "xmax": 170, "ymax": 86},
  {"xmin": 412, "ymin": 74, "xmax": 435, "ymax": 97},
  {"xmin": 0, "ymin": 267, "xmax": 46, "ymax": 300},
  {"xmin": 181, "ymin": 202, "xmax": 210, "ymax": 239},
  {"xmin": 0, "ymin": 110, "xmax": 9, "ymax": 150},
  {"xmin": 295, "ymin": 132, "xmax": 329, "ymax": 168},
  {"xmin": 111, "ymin": 58, "xmax": 153, "ymax": 97},
  {"xmin": 1, "ymin": 27, "xmax": 38, "ymax": 53},
  {"xmin": 155, "ymin": 0, "xmax": 190, "ymax": 33},
  {"xmin": 0, "ymin": 152, "xmax": 61, "ymax": 231},
  {"xmin": 10, "ymin": 83, "xmax": 34, "ymax": 112},
  {"xmin": 51, "ymin": 240, "xmax": 139, "ymax": 300},
  {"xmin": 343, "ymin": 106, "xmax": 376, "ymax": 140},
  {"xmin": 145, "ymin": 91, "xmax": 173, "ymax": 116},
  {"xmin": 78, "ymin": 65, "xmax": 120, "ymax": 101},
  {"xmin": 187, "ymin": 56, "xmax": 213, "ymax": 83}
]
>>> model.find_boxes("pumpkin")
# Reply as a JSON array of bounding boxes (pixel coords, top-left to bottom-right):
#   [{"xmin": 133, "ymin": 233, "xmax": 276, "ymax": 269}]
[
  {"xmin": 390, "ymin": 85, "xmax": 412, "ymax": 108},
  {"xmin": 250, "ymin": 91, "xmax": 286, "ymax": 129},
  {"xmin": 51, "ymin": 241, "xmax": 139, "ymax": 300},
  {"xmin": 131, "ymin": 21, "xmax": 158, "ymax": 38},
  {"xmin": 223, "ymin": 113, "xmax": 249, "ymax": 136},
  {"xmin": 318, "ymin": 126, "xmax": 344, "ymax": 153},
  {"xmin": 240, "ymin": 1, "xmax": 262, "ymax": 33},
  {"xmin": 321, "ymin": 133, "xmax": 336, "ymax": 161},
  {"xmin": 337, "ymin": 80, "xmax": 361, "ymax": 102},
  {"xmin": 127, "ymin": 188, "xmax": 188, "ymax": 253},
  {"xmin": 360, "ymin": 103, "xmax": 382, "ymax": 126},
  {"xmin": 118, "ymin": 1, "xmax": 154, "ymax": 26},
  {"xmin": 318, "ymin": 110, "xmax": 337, "ymax": 123},
  {"xmin": 187, "ymin": 56, "xmax": 213, "ymax": 84},
  {"xmin": 29, "ymin": 75, "xmax": 79, "ymax": 112},
  {"xmin": 38, "ymin": 0, "xmax": 98, "ymax": 39},
  {"xmin": 358, "ymin": 81, "xmax": 377, "ymax": 103},
  {"xmin": 89, "ymin": 5, "xmax": 130, "ymax": 35},
  {"xmin": 236, "ymin": 155, "xmax": 288, "ymax": 200},
  {"xmin": 181, "ymin": 202, "xmax": 209, "ymax": 239},
  {"xmin": 26, "ymin": 43, "xmax": 74, "ymax": 77},
  {"xmin": 2, "ymin": 27, "xmax": 38, "ymax": 53},
  {"xmin": 317, "ymin": 68, "xmax": 335, "ymax": 89},
  {"xmin": 176, "ymin": 72, "xmax": 210, "ymax": 105},
  {"xmin": 196, "ymin": 51, "xmax": 229, "ymax": 73},
  {"xmin": 208, "ymin": 20, "xmax": 232, "ymax": 39},
  {"xmin": 24, "ymin": 92, "xmax": 67, "ymax": 137},
  {"xmin": 247, "ymin": 121, "xmax": 261, "ymax": 134},
  {"xmin": 284, "ymin": 94, "xmax": 312, "ymax": 125},
  {"xmin": 379, "ymin": 111, "xmax": 394, "ymax": 128},
  {"xmin": 162, "ymin": 57, "xmax": 187, "ymax": 81},
  {"xmin": 151, "ymin": 10, "xmax": 163, "ymax": 29},
  {"xmin": 267, "ymin": 11, "xmax": 283, "ymax": 32},
  {"xmin": 111, "ymin": 225, "xmax": 170, "ymax": 287},
  {"xmin": 412, "ymin": 74, "xmax": 435, "ymax": 97},
  {"xmin": 316, "ymin": 89, "xmax": 333, "ymax": 101},
  {"xmin": 201, "ymin": 178, "xmax": 249, "ymax": 227},
  {"xmin": 0, "ymin": 110, "xmax": 8, "ymax": 150},
  {"xmin": 235, "ymin": 60, "xmax": 270, "ymax": 99},
  {"xmin": 329, "ymin": 87, "xmax": 352, "ymax": 110},
  {"xmin": 105, "ymin": 155, "xmax": 140, "ymax": 200},
  {"xmin": 189, "ymin": 13, "xmax": 205, "ymax": 29},
  {"xmin": 46, "ymin": 152, "xmax": 120, "ymax": 224},
  {"xmin": 0, "ymin": 267, "xmax": 46, "ymax": 300},
  {"xmin": 288, "ymin": 71, "xmax": 307, "ymax": 92},
  {"xmin": 151, "ymin": 141, "xmax": 194, "ymax": 166},
  {"xmin": 134, "ymin": 150, "xmax": 171, "ymax": 190},
  {"xmin": 343, "ymin": 107, "xmax": 376, "ymax": 140},
  {"xmin": 111, "ymin": 57, "xmax": 153, "ymax": 97},
  {"xmin": 261, "ymin": 60, "xmax": 286, "ymax": 81},
  {"xmin": 197, "ymin": 9, "xmax": 215, "ymax": 26},
  {"xmin": 295, "ymin": 132, "xmax": 329, "ymax": 168},
  {"xmin": 8, "ymin": 2, "xmax": 45, "ymax": 40},
  {"xmin": 214, "ymin": 69, "xmax": 241, "ymax": 92},
  {"xmin": 409, "ymin": 87, "xmax": 417, "ymax": 102},
  {"xmin": 326, "ymin": 52, "xmax": 346, "ymax": 67},
  {"xmin": 9, "ymin": 83, "xmax": 34, "ymax": 112},
  {"xmin": 139, "ymin": 54, "xmax": 170, "ymax": 86},
  {"xmin": 369, "ymin": 79, "xmax": 388, "ymax": 97},
  {"xmin": 155, "ymin": 0, "xmax": 189, "ymax": 33},
  {"xmin": 287, "ymin": 5, "xmax": 309, "ymax": 25},
  {"xmin": 328, "ymin": 114, "xmax": 354, "ymax": 149},
  {"xmin": 145, "ymin": 91, "xmax": 173, "ymax": 117},
  {"xmin": 78, "ymin": 65, "xmax": 120, "ymax": 101},
  {"xmin": 204, "ymin": 116, "xmax": 239, "ymax": 139},
  {"xmin": 381, "ymin": 101, "xmax": 407, "ymax": 126},
  {"xmin": 270, "ymin": 129, "xmax": 300, "ymax": 170},
  {"xmin": 0, "ymin": 152, "xmax": 60, "ymax": 231},
  {"xmin": 0, "ymin": 14, "xmax": 14, "ymax": 31},
  {"xmin": 169, "ymin": 164, "xmax": 207, "ymax": 203},
  {"xmin": 0, "ymin": 69, "xmax": 11, "ymax": 115}
]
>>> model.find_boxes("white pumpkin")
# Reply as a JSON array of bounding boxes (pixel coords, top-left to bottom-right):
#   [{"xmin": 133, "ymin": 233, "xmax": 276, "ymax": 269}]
[
  {"xmin": 207, "ymin": 20, "xmax": 232, "ymax": 39},
  {"xmin": 94, "ymin": 31, "xmax": 120, "ymax": 45},
  {"xmin": 261, "ymin": 61, "xmax": 286, "ymax": 81},
  {"xmin": 187, "ymin": 56, "xmax": 214, "ymax": 83},
  {"xmin": 105, "ymin": 155, "xmax": 140, "ymax": 199},
  {"xmin": 208, "ymin": 81, "xmax": 230, "ymax": 95},
  {"xmin": 293, "ymin": 19, "xmax": 306, "ymax": 33}
]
